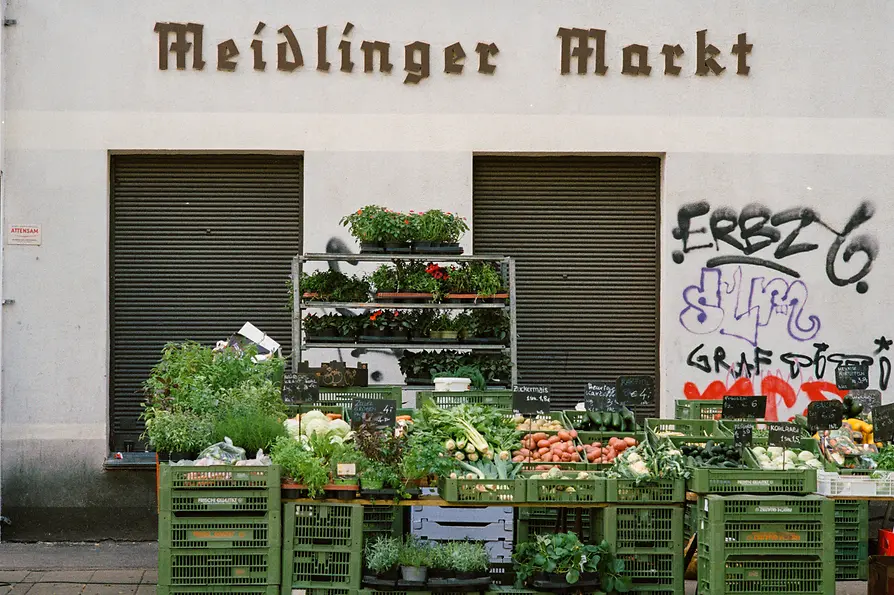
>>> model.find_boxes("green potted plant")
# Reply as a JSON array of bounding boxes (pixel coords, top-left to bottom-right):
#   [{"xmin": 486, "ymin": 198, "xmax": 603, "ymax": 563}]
[
  {"xmin": 364, "ymin": 535, "xmax": 401, "ymax": 584},
  {"xmin": 142, "ymin": 407, "xmax": 214, "ymax": 461},
  {"xmin": 361, "ymin": 310, "xmax": 394, "ymax": 342},
  {"xmin": 270, "ymin": 436, "xmax": 329, "ymax": 498},
  {"xmin": 303, "ymin": 313, "xmax": 336, "ymax": 342},
  {"xmin": 468, "ymin": 310, "xmax": 510, "ymax": 345},
  {"xmin": 340, "ymin": 205, "xmax": 387, "ymax": 253},
  {"xmin": 402, "ymin": 310, "xmax": 435, "ymax": 343},
  {"xmin": 429, "ymin": 314, "xmax": 458, "ymax": 341},
  {"xmin": 328, "ymin": 445, "xmax": 363, "ymax": 500},
  {"xmin": 469, "ymin": 262, "xmax": 505, "ymax": 301},
  {"xmin": 416, "ymin": 210, "xmax": 467, "ymax": 254},
  {"xmin": 399, "ymin": 536, "xmax": 431, "ymax": 584},
  {"xmin": 452, "ymin": 541, "xmax": 491, "ymax": 581},
  {"xmin": 354, "ymin": 420, "xmax": 405, "ymax": 498},
  {"xmin": 370, "ymin": 264, "xmax": 400, "ymax": 294},
  {"xmin": 426, "ymin": 543, "xmax": 454, "ymax": 580},
  {"xmin": 513, "ymin": 533, "xmax": 629, "ymax": 592},
  {"xmin": 299, "ymin": 270, "xmax": 370, "ymax": 302}
]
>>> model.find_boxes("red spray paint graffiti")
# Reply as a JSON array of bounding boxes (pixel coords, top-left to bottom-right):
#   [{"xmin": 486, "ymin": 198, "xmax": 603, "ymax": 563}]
[{"xmin": 683, "ymin": 375, "xmax": 848, "ymax": 421}]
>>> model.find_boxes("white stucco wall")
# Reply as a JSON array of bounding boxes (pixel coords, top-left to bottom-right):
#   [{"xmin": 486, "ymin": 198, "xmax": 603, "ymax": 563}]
[{"xmin": 1, "ymin": 0, "xmax": 892, "ymax": 535}]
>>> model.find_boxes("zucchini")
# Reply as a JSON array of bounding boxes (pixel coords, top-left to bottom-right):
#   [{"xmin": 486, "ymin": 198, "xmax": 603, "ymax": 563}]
[{"xmin": 611, "ymin": 412, "xmax": 621, "ymax": 429}]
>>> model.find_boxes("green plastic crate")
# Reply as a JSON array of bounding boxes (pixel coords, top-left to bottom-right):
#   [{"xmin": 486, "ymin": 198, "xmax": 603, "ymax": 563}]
[
  {"xmin": 519, "ymin": 461, "xmax": 592, "ymax": 472},
  {"xmin": 160, "ymin": 489, "xmax": 279, "ymax": 514},
  {"xmin": 701, "ymin": 520, "xmax": 829, "ymax": 556},
  {"xmin": 515, "ymin": 509, "xmax": 599, "ymax": 545},
  {"xmin": 835, "ymin": 541, "xmax": 869, "ymax": 561},
  {"xmin": 281, "ymin": 548, "xmax": 361, "ymax": 591},
  {"xmin": 674, "ymin": 399, "xmax": 723, "ymax": 420},
  {"xmin": 283, "ymin": 503, "xmax": 363, "ymax": 551},
  {"xmin": 417, "ymin": 389, "xmax": 513, "ymax": 408},
  {"xmin": 485, "ymin": 588, "xmax": 541, "ymax": 595},
  {"xmin": 157, "ymin": 587, "xmax": 279, "ymax": 595},
  {"xmin": 699, "ymin": 494, "xmax": 832, "ymax": 524},
  {"xmin": 645, "ymin": 418, "xmax": 730, "ymax": 438},
  {"xmin": 286, "ymin": 405, "xmax": 346, "ymax": 419},
  {"xmin": 318, "ymin": 385, "xmax": 403, "ymax": 408},
  {"xmin": 160, "ymin": 464, "xmax": 281, "ymax": 491},
  {"xmin": 687, "ymin": 449, "xmax": 817, "ymax": 495},
  {"xmin": 158, "ymin": 547, "xmax": 280, "ymax": 586},
  {"xmin": 159, "ymin": 512, "xmax": 281, "ymax": 549},
  {"xmin": 835, "ymin": 519, "xmax": 869, "ymax": 543},
  {"xmin": 524, "ymin": 471, "xmax": 605, "ymax": 503},
  {"xmin": 438, "ymin": 477, "xmax": 525, "ymax": 503},
  {"xmin": 718, "ymin": 420, "xmax": 810, "ymax": 446},
  {"xmin": 362, "ymin": 505, "xmax": 404, "ymax": 547},
  {"xmin": 605, "ymin": 478, "xmax": 685, "ymax": 504},
  {"xmin": 836, "ymin": 559, "xmax": 869, "ymax": 581},
  {"xmin": 834, "ymin": 499, "xmax": 869, "ymax": 525},
  {"xmin": 615, "ymin": 552, "xmax": 683, "ymax": 588},
  {"xmin": 698, "ymin": 554, "xmax": 833, "ymax": 595},
  {"xmin": 285, "ymin": 589, "xmax": 351, "ymax": 595},
  {"xmin": 601, "ymin": 506, "xmax": 683, "ymax": 553}
]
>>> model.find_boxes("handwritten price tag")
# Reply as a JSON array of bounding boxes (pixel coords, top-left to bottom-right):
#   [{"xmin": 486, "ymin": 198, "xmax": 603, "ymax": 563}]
[{"xmin": 513, "ymin": 385, "xmax": 550, "ymax": 415}]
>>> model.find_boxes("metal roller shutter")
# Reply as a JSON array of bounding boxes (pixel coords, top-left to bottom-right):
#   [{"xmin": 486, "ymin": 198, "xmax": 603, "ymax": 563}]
[
  {"xmin": 110, "ymin": 154, "xmax": 302, "ymax": 451},
  {"xmin": 473, "ymin": 156, "xmax": 660, "ymax": 413}
]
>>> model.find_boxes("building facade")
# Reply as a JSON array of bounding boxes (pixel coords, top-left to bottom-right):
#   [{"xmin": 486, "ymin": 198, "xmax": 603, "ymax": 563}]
[{"xmin": 1, "ymin": 1, "xmax": 892, "ymax": 539}]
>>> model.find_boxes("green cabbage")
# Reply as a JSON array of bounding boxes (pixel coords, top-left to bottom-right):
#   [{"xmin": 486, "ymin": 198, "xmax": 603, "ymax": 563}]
[
  {"xmin": 303, "ymin": 418, "xmax": 330, "ymax": 437},
  {"xmin": 328, "ymin": 418, "xmax": 351, "ymax": 438},
  {"xmin": 301, "ymin": 410, "xmax": 328, "ymax": 424}
]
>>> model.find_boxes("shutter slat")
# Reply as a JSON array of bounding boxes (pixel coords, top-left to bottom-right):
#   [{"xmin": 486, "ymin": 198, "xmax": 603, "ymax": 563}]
[
  {"xmin": 473, "ymin": 156, "xmax": 660, "ymax": 412},
  {"xmin": 110, "ymin": 155, "xmax": 302, "ymax": 451}
]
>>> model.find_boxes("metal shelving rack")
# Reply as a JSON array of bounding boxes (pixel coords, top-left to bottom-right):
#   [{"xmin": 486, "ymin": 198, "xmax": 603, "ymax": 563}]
[{"xmin": 290, "ymin": 253, "xmax": 518, "ymax": 386}]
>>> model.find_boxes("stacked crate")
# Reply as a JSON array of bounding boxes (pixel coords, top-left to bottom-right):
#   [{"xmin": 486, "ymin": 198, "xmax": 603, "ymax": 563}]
[
  {"xmin": 158, "ymin": 464, "xmax": 282, "ymax": 595},
  {"xmin": 362, "ymin": 504, "xmax": 405, "ymax": 549},
  {"xmin": 281, "ymin": 503, "xmax": 364, "ymax": 595},
  {"xmin": 600, "ymin": 484, "xmax": 685, "ymax": 594},
  {"xmin": 834, "ymin": 499, "xmax": 869, "ymax": 580},
  {"xmin": 697, "ymin": 495, "xmax": 834, "ymax": 595}
]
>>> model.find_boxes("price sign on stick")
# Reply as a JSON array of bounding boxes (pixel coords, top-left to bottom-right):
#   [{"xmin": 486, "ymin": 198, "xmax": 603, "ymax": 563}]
[
  {"xmin": 281, "ymin": 372, "xmax": 319, "ymax": 405},
  {"xmin": 768, "ymin": 422, "xmax": 801, "ymax": 448},
  {"xmin": 872, "ymin": 403, "xmax": 894, "ymax": 443},
  {"xmin": 807, "ymin": 400, "xmax": 844, "ymax": 433},
  {"xmin": 849, "ymin": 389, "xmax": 882, "ymax": 414},
  {"xmin": 836, "ymin": 363, "xmax": 870, "ymax": 390},
  {"xmin": 513, "ymin": 385, "xmax": 550, "ymax": 416},
  {"xmin": 350, "ymin": 399, "xmax": 396, "ymax": 431},
  {"xmin": 584, "ymin": 382, "xmax": 620, "ymax": 412},
  {"xmin": 722, "ymin": 395, "xmax": 767, "ymax": 420},
  {"xmin": 616, "ymin": 376, "xmax": 654, "ymax": 408},
  {"xmin": 733, "ymin": 424, "xmax": 753, "ymax": 447}
]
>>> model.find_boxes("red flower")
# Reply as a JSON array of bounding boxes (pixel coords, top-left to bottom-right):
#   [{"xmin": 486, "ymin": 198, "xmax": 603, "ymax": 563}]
[{"xmin": 404, "ymin": 219, "xmax": 410, "ymax": 224}]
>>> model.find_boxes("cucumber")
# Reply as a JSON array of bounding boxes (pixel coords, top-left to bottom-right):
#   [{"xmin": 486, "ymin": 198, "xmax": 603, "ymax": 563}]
[{"xmin": 611, "ymin": 412, "xmax": 621, "ymax": 429}]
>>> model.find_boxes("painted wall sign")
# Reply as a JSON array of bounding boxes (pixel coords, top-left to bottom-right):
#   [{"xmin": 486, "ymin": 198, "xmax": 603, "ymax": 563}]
[
  {"xmin": 7, "ymin": 225, "xmax": 41, "ymax": 245},
  {"xmin": 153, "ymin": 22, "xmax": 751, "ymax": 82}
]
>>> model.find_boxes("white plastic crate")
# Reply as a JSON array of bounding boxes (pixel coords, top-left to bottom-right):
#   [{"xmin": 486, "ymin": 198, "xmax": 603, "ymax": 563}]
[{"xmin": 817, "ymin": 471, "xmax": 890, "ymax": 496}]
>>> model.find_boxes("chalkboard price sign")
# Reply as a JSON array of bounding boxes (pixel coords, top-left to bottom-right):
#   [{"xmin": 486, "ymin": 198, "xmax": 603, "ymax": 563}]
[
  {"xmin": 872, "ymin": 403, "xmax": 894, "ymax": 443},
  {"xmin": 807, "ymin": 400, "xmax": 844, "ymax": 432},
  {"xmin": 513, "ymin": 385, "xmax": 550, "ymax": 416},
  {"xmin": 281, "ymin": 372, "xmax": 319, "ymax": 405},
  {"xmin": 722, "ymin": 395, "xmax": 767, "ymax": 420},
  {"xmin": 835, "ymin": 363, "xmax": 870, "ymax": 390},
  {"xmin": 768, "ymin": 422, "xmax": 801, "ymax": 448},
  {"xmin": 616, "ymin": 376, "xmax": 654, "ymax": 408},
  {"xmin": 584, "ymin": 382, "xmax": 620, "ymax": 412},
  {"xmin": 849, "ymin": 389, "xmax": 882, "ymax": 414},
  {"xmin": 733, "ymin": 424, "xmax": 753, "ymax": 447},
  {"xmin": 350, "ymin": 399, "xmax": 397, "ymax": 431}
]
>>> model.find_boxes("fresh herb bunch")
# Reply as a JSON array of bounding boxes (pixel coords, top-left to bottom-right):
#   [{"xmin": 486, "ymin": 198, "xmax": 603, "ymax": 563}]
[
  {"xmin": 399, "ymin": 536, "xmax": 431, "ymax": 568},
  {"xmin": 143, "ymin": 408, "xmax": 214, "ymax": 454},
  {"xmin": 270, "ymin": 436, "xmax": 329, "ymax": 497},
  {"xmin": 212, "ymin": 412, "xmax": 286, "ymax": 455},
  {"xmin": 513, "ymin": 533, "xmax": 629, "ymax": 590},
  {"xmin": 871, "ymin": 445, "xmax": 894, "ymax": 470},
  {"xmin": 365, "ymin": 536, "xmax": 401, "ymax": 574},
  {"xmin": 449, "ymin": 542, "xmax": 490, "ymax": 573}
]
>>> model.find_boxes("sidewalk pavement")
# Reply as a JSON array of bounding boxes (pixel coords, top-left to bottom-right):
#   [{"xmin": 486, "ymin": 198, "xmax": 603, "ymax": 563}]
[
  {"xmin": 0, "ymin": 541, "xmax": 870, "ymax": 595},
  {"xmin": 0, "ymin": 542, "xmax": 157, "ymax": 595}
]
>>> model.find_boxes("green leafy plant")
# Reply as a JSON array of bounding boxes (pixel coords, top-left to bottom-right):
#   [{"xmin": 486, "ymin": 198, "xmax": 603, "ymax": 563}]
[
  {"xmin": 399, "ymin": 536, "xmax": 431, "ymax": 568},
  {"xmin": 417, "ymin": 210, "xmax": 468, "ymax": 243},
  {"xmin": 365, "ymin": 535, "xmax": 401, "ymax": 574},
  {"xmin": 468, "ymin": 262, "xmax": 504, "ymax": 297},
  {"xmin": 303, "ymin": 314, "xmax": 359, "ymax": 339},
  {"xmin": 270, "ymin": 436, "xmax": 329, "ymax": 497},
  {"xmin": 430, "ymin": 314, "xmax": 455, "ymax": 332},
  {"xmin": 513, "ymin": 534, "xmax": 629, "ymax": 591},
  {"xmin": 450, "ymin": 542, "xmax": 490, "ymax": 573},
  {"xmin": 370, "ymin": 265, "xmax": 400, "ymax": 293},
  {"xmin": 398, "ymin": 351, "xmax": 511, "ymax": 385},
  {"xmin": 299, "ymin": 270, "xmax": 370, "ymax": 302},
  {"xmin": 142, "ymin": 408, "xmax": 214, "ymax": 454},
  {"xmin": 468, "ymin": 310, "xmax": 510, "ymax": 342},
  {"xmin": 364, "ymin": 310, "xmax": 401, "ymax": 334},
  {"xmin": 212, "ymin": 411, "xmax": 286, "ymax": 455}
]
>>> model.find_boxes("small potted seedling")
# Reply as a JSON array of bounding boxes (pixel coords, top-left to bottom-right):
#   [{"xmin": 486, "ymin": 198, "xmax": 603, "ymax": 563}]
[
  {"xmin": 363, "ymin": 535, "xmax": 401, "ymax": 587},
  {"xmin": 399, "ymin": 536, "xmax": 430, "ymax": 584},
  {"xmin": 429, "ymin": 314, "xmax": 457, "ymax": 341},
  {"xmin": 453, "ymin": 541, "xmax": 491, "ymax": 582},
  {"xmin": 426, "ymin": 543, "xmax": 455, "ymax": 580}
]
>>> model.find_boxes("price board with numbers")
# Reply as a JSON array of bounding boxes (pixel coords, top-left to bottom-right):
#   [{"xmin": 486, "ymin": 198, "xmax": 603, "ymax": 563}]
[
  {"xmin": 512, "ymin": 385, "xmax": 550, "ymax": 416},
  {"xmin": 584, "ymin": 381, "xmax": 620, "ymax": 412},
  {"xmin": 722, "ymin": 395, "xmax": 767, "ymax": 420},
  {"xmin": 350, "ymin": 398, "xmax": 396, "ymax": 431},
  {"xmin": 281, "ymin": 372, "xmax": 319, "ymax": 405}
]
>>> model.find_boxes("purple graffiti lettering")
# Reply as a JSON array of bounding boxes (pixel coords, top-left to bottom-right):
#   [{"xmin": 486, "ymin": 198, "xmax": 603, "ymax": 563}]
[{"xmin": 680, "ymin": 266, "xmax": 821, "ymax": 347}]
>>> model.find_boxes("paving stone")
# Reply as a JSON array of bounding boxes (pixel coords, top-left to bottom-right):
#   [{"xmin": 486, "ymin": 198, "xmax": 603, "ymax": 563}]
[
  {"xmin": 138, "ymin": 571, "xmax": 156, "ymax": 586},
  {"xmin": 82, "ymin": 586, "xmax": 137, "ymax": 595},
  {"xmin": 24, "ymin": 584, "xmax": 84, "ymax": 595},
  {"xmin": 87, "ymin": 572, "xmax": 142, "ymax": 586},
  {"xmin": 6, "ymin": 584, "xmax": 35, "ymax": 595},
  {"xmin": 0, "ymin": 572, "xmax": 29, "ymax": 584},
  {"xmin": 20, "ymin": 574, "xmax": 44, "ymax": 584},
  {"xmin": 133, "ymin": 587, "xmax": 155, "ymax": 595},
  {"xmin": 40, "ymin": 572, "xmax": 95, "ymax": 583}
]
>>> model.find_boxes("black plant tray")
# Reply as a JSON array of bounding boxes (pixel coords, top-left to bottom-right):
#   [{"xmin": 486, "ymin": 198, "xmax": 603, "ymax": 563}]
[
  {"xmin": 359, "ymin": 336, "xmax": 397, "ymax": 343},
  {"xmin": 429, "ymin": 576, "xmax": 492, "ymax": 592},
  {"xmin": 529, "ymin": 577, "xmax": 599, "ymax": 594},
  {"xmin": 416, "ymin": 247, "xmax": 464, "ymax": 255},
  {"xmin": 362, "ymin": 576, "xmax": 398, "ymax": 588},
  {"xmin": 360, "ymin": 488, "xmax": 399, "ymax": 500},
  {"xmin": 397, "ymin": 580, "xmax": 428, "ymax": 589}
]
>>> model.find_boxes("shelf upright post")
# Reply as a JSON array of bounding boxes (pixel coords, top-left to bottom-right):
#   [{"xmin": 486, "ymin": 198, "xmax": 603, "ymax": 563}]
[
  {"xmin": 508, "ymin": 256, "xmax": 518, "ymax": 387},
  {"xmin": 291, "ymin": 255, "xmax": 303, "ymax": 374}
]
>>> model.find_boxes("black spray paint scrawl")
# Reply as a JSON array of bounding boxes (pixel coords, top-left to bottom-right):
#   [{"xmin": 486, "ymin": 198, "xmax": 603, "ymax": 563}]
[{"xmin": 671, "ymin": 201, "xmax": 878, "ymax": 293}]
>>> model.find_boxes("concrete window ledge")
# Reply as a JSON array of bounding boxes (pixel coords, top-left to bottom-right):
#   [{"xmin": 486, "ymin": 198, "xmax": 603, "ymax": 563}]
[{"xmin": 103, "ymin": 452, "xmax": 156, "ymax": 470}]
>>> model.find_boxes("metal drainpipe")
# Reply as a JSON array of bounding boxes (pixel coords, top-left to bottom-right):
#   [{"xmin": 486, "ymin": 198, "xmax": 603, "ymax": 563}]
[{"xmin": 0, "ymin": 0, "xmax": 8, "ymax": 541}]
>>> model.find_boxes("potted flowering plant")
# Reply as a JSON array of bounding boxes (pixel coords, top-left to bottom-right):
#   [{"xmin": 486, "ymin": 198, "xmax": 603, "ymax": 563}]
[
  {"xmin": 362, "ymin": 310, "xmax": 393, "ymax": 341},
  {"xmin": 415, "ymin": 210, "xmax": 467, "ymax": 254},
  {"xmin": 340, "ymin": 206, "xmax": 417, "ymax": 253}
]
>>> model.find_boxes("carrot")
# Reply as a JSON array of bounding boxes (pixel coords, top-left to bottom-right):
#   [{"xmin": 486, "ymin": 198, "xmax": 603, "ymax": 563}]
[
  {"xmin": 396, "ymin": 415, "xmax": 413, "ymax": 421},
  {"xmin": 325, "ymin": 413, "xmax": 342, "ymax": 420}
]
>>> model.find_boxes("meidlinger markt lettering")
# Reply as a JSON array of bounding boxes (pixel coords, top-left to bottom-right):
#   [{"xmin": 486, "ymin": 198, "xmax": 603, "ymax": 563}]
[{"xmin": 154, "ymin": 22, "xmax": 752, "ymax": 83}]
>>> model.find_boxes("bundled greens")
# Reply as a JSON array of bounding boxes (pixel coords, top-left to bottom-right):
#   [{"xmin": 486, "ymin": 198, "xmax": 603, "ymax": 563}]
[{"xmin": 608, "ymin": 433, "xmax": 690, "ymax": 483}]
